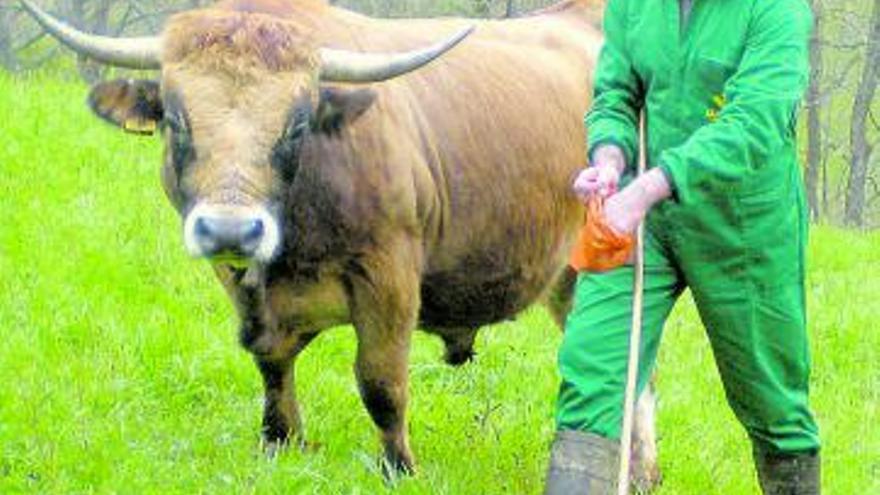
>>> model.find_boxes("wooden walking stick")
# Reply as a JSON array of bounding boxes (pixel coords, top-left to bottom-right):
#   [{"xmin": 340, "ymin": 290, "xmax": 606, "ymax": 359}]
[{"xmin": 617, "ymin": 111, "xmax": 647, "ymax": 495}]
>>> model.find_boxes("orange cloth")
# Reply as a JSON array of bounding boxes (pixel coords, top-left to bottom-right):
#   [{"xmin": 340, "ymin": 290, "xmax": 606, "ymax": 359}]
[{"xmin": 569, "ymin": 196, "xmax": 635, "ymax": 272}]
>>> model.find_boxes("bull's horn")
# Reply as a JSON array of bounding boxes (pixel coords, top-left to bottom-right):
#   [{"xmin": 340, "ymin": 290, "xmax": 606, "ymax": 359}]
[
  {"xmin": 319, "ymin": 26, "xmax": 474, "ymax": 83},
  {"xmin": 19, "ymin": 0, "xmax": 161, "ymax": 69}
]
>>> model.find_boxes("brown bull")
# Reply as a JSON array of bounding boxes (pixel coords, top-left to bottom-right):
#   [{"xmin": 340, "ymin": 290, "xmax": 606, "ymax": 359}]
[{"xmin": 21, "ymin": 0, "xmax": 660, "ymax": 482}]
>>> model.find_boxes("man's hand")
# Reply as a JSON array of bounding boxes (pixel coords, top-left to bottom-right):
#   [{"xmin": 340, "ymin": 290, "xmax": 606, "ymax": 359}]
[
  {"xmin": 573, "ymin": 166, "xmax": 621, "ymax": 200},
  {"xmin": 604, "ymin": 168, "xmax": 672, "ymax": 235},
  {"xmin": 572, "ymin": 144, "xmax": 627, "ymax": 202}
]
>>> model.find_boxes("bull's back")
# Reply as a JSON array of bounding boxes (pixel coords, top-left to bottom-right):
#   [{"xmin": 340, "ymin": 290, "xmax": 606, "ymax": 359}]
[{"xmin": 391, "ymin": 14, "xmax": 599, "ymax": 328}]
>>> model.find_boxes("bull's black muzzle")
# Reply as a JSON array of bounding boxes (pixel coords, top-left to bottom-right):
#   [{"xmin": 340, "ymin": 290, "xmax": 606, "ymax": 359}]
[{"xmin": 193, "ymin": 215, "xmax": 265, "ymax": 259}]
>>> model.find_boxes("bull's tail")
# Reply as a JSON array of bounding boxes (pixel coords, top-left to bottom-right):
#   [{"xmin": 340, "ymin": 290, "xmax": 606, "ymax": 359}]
[{"xmin": 544, "ymin": 266, "xmax": 578, "ymax": 330}]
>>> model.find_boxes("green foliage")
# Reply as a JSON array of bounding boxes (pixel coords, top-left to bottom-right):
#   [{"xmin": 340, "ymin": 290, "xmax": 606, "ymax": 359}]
[{"xmin": 1, "ymin": 75, "xmax": 878, "ymax": 494}]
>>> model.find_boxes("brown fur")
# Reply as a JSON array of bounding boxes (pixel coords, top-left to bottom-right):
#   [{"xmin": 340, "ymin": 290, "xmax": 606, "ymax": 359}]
[{"xmin": 86, "ymin": 0, "xmax": 615, "ymax": 477}]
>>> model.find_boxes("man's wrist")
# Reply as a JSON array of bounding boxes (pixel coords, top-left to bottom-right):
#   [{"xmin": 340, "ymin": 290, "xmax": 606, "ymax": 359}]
[{"xmin": 630, "ymin": 168, "xmax": 672, "ymax": 210}]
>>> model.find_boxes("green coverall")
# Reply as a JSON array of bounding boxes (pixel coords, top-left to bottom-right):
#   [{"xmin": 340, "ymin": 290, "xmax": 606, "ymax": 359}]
[{"xmin": 556, "ymin": 0, "xmax": 820, "ymax": 457}]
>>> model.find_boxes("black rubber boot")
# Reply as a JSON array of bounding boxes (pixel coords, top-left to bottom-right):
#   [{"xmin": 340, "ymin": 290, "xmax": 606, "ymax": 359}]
[
  {"xmin": 754, "ymin": 448, "xmax": 821, "ymax": 495},
  {"xmin": 544, "ymin": 430, "xmax": 619, "ymax": 495}
]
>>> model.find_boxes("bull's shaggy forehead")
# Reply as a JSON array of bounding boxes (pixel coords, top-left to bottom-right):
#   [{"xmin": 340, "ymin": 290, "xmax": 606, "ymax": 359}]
[
  {"xmin": 156, "ymin": 2, "xmax": 328, "ymax": 203},
  {"xmin": 216, "ymin": 0, "xmax": 324, "ymax": 16},
  {"xmin": 160, "ymin": 66, "xmax": 309, "ymax": 202},
  {"xmin": 162, "ymin": 2, "xmax": 327, "ymax": 72}
]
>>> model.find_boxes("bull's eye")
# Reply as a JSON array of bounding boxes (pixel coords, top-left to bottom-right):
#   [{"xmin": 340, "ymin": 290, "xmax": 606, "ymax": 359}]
[
  {"xmin": 271, "ymin": 99, "xmax": 311, "ymax": 183},
  {"xmin": 161, "ymin": 91, "xmax": 196, "ymax": 177},
  {"xmin": 164, "ymin": 111, "xmax": 195, "ymax": 176}
]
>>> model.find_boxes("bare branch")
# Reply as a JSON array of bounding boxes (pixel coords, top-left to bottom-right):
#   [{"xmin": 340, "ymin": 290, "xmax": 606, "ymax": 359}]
[
  {"xmin": 820, "ymin": 40, "xmax": 868, "ymax": 50},
  {"xmin": 870, "ymin": 107, "xmax": 880, "ymax": 133},
  {"xmin": 867, "ymin": 176, "xmax": 880, "ymax": 207}
]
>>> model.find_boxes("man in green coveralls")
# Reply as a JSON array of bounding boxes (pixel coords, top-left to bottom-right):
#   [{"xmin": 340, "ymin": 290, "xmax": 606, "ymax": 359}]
[{"xmin": 544, "ymin": 0, "xmax": 820, "ymax": 493}]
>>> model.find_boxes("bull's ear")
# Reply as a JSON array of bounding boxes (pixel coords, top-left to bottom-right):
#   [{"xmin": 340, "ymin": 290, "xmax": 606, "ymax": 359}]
[
  {"xmin": 312, "ymin": 87, "xmax": 376, "ymax": 135},
  {"xmin": 88, "ymin": 79, "xmax": 163, "ymax": 135}
]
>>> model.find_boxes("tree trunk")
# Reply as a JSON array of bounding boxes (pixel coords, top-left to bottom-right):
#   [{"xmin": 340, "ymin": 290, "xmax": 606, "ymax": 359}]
[
  {"xmin": 845, "ymin": 0, "xmax": 880, "ymax": 227},
  {"xmin": 473, "ymin": 0, "xmax": 491, "ymax": 17},
  {"xmin": 805, "ymin": 0, "xmax": 823, "ymax": 221},
  {"xmin": 505, "ymin": 0, "xmax": 516, "ymax": 18},
  {"xmin": 0, "ymin": 6, "xmax": 17, "ymax": 71},
  {"xmin": 76, "ymin": 0, "xmax": 112, "ymax": 83}
]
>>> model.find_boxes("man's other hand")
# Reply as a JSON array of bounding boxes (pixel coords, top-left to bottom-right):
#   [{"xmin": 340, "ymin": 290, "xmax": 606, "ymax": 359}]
[
  {"xmin": 604, "ymin": 168, "xmax": 672, "ymax": 235},
  {"xmin": 572, "ymin": 144, "xmax": 627, "ymax": 202},
  {"xmin": 573, "ymin": 166, "xmax": 621, "ymax": 201}
]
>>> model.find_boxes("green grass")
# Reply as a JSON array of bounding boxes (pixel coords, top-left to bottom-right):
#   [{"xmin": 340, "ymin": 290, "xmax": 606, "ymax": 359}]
[{"xmin": 0, "ymin": 74, "xmax": 877, "ymax": 494}]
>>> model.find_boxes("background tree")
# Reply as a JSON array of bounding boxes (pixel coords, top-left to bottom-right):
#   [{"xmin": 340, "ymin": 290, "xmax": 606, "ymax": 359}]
[
  {"xmin": 0, "ymin": 4, "xmax": 18, "ymax": 71},
  {"xmin": 806, "ymin": 0, "xmax": 824, "ymax": 221},
  {"xmin": 844, "ymin": 0, "xmax": 880, "ymax": 227}
]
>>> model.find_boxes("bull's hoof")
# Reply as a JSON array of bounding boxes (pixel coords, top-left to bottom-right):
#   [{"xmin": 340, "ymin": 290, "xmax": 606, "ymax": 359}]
[
  {"xmin": 631, "ymin": 463, "xmax": 663, "ymax": 494},
  {"xmin": 379, "ymin": 453, "xmax": 416, "ymax": 484},
  {"xmin": 443, "ymin": 329, "xmax": 477, "ymax": 366},
  {"xmin": 439, "ymin": 329, "xmax": 478, "ymax": 367},
  {"xmin": 631, "ymin": 426, "xmax": 661, "ymax": 493},
  {"xmin": 261, "ymin": 438, "xmax": 288, "ymax": 459},
  {"xmin": 261, "ymin": 437, "xmax": 321, "ymax": 459}
]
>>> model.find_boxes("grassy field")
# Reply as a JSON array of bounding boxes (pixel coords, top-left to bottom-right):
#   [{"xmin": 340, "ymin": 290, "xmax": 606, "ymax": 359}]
[{"xmin": 0, "ymin": 74, "xmax": 877, "ymax": 494}]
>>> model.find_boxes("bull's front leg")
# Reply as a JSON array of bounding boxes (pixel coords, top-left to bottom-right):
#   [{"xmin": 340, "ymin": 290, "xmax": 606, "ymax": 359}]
[
  {"xmin": 345, "ymin": 241, "xmax": 421, "ymax": 476},
  {"xmin": 355, "ymin": 326, "xmax": 414, "ymax": 476},
  {"xmin": 234, "ymin": 269, "xmax": 316, "ymax": 455},
  {"xmin": 253, "ymin": 333, "xmax": 317, "ymax": 455},
  {"xmin": 255, "ymin": 357, "xmax": 298, "ymax": 453}
]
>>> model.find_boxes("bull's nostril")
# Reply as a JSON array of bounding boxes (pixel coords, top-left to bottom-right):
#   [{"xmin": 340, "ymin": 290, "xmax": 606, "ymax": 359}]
[
  {"xmin": 194, "ymin": 217, "xmax": 213, "ymax": 238},
  {"xmin": 243, "ymin": 219, "xmax": 264, "ymax": 244}
]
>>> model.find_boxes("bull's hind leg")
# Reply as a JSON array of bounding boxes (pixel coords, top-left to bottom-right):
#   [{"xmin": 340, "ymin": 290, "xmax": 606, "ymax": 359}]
[
  {"xmin": 345, "ymin": 238, "xmax": 422, "ymax": 476},
  {"xmin": 632, "ymin": 384, "xmax": 662, "ymax": 491},
  {"xmin": 545, "ymin": 266, "xmax": 577, "ymax": 329}
]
